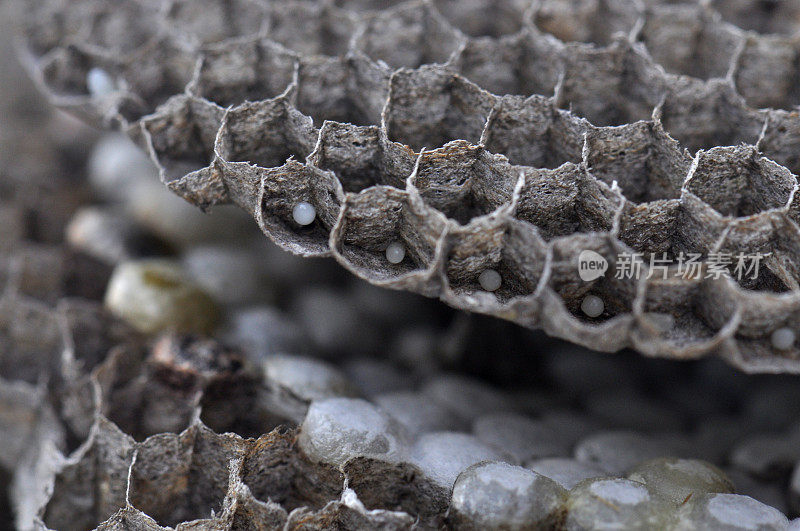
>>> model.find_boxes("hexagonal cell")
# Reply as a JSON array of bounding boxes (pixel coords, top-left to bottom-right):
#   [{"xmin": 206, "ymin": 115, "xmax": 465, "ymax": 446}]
[
  {"xmin": 164, "ymin": 0, "xmax": 269, "ymax": 47},
  {"xmin": 659, "ymin": 79, "xmax": 764, "ymax": 154},
  {"xmin": 257, "ymin": 161, "xmax": 344, "ymax": 256},
  {"xmin": 731, "ymin": 337, "xmax": 800, "ymax": 372},
  {"xmin": 266, "ymin": 2, "xmax": 358, "ymax": 57},
  {"xmin": 140, "ymin": 95, "xmax": 225, "ymax": 184},
  {"xmin": 411, "ymin": 142, "xmax": 517, "ymax": 225},
  {"xmin": 546, "ymin": 234, "xmax": 639, "ymax": 323},
  {"xmin": 64, "ymin": 37, "xmax": 199, "ymax": 125},
  {"xmin": 160, "ymin": 336, "xmax": 275, "ymax": 436},
  {"xmin": 38, "ymin": 44, "xmax": 121, "ymax": 99},
  {"xmin": 241, "ymin": 427, "xmax": 344, "ymax": 512},
  {"xmin": 216, "ymin": 98, "xmax": 318, "ymax": 169},
  {"xmin": 710, "ymin": 0, "xmax": 800, "ymax": 36},
  {"xmin": 558, "ymin": 42, "xmax": 665, "ymax": 126},
  {"xmin": 734, "ymin": 35, "xmax": 800, "ymax": 111},
  {"xmin": 42, "ymin": 419, "xmax": 134, "ymax": 531},
  {"xmin": 129, "ymin": 424, "xmax": 246, "ymax": 528},
  {"xmin": 307, "ymin": 122, "xmax": 416, "ymax": 192},
  {"xmin": 482, "ymin": 95, "xmax": 586, "ymax": 168},
  {"xmin": 515, "ymin": 164, "xmax": 622, "ymax": 240},
  {"xmin": 97, "ymin": 336, "xmax": 286, "ymax": 443},
  {"xmin": 343, "ymin": 457, "xmax": 448, "ymax": 525},
  {"xmin": 331, "ymin": 186, "xmax": 448, "ymax": 291},
  {"xmin": 717, "ymin": 213, "xmax": 798, "ymax": 294},
  {"xmin": 685, "ymin": 146, "xmax": 795, "ymax": 218},
  {"xmin": 534, "ymin": 0, "xmax": 642, "ymax": 46},
  {"xmin": 632, "ymin": 272, "xmax": 740, "ymax": 357},
  {"xmin": 444, "ymin": 218, "xmax": 548, "ymax": 304},
  {"xmin": 192, "ymin": 38, "xmax": 297, "ymax": 108},
  {"xmin": 353, "ymin": 1, "xmax": 465, "ymax": 69},
  {"xmin": 624, "ymin": 204, "xmax": 793, "ymax": 295},
  {"xmin": 385, "ymin": 67, "xmax": 496, "ymax": 151},
  {"xmin": 296, "ymin": 53, "xmax": 392, "ymax": 126},
  {"xmin": 731, "ymin": 282, "xmax": 800, "ymax": 340},
  {"xmin": 639, "ymin": 5, "xmax": 743, "ymax": 81},
  {"xmin": 432, "ymin": 0, "xmax": 530, "ymax": 38},
  {"xmin": 36, "ymin": 36, "xmax": 193, "ymax": 127},
  {"xmin": 453, "ymin": 30, "xmax": 564, "ymax": 97},
  {"xmin": 585, "ymin": 121, "xmax": 691, "ymax": 203},
  {"xmin": 618, "ymin": 192, "xmax": 730, "ymax": 267},
  {"xmin": 99, "ymin": 348, "xmax": 197, "ymax": 442}
]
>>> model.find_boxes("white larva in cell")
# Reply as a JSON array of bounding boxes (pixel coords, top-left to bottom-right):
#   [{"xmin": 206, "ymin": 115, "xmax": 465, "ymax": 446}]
[
  {"xmin": 385, "ymin": 241, "xmax": 405, "ymax": 264},
  {"xmin": 292, "ymin": 201, "xmax": 316, "ymax": 226},
  {"xmin": 581, "ymin": 295, "xmax": 604, "ymax": 318},
  {"xmin": 478, "ymin": 269, "xmax": 502, "ymax": 292},
  {"xmin": 86, "ymin": 67, "xmax": 115, "ymax": 98},
  {"xmin": 771, "ymin": 327, "xmax": 795, "ymax": 351}
]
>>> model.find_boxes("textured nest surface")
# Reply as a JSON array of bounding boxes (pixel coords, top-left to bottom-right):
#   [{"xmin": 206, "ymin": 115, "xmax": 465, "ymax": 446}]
[
  {"xmin": 6, "ymin": 282, "xmax": 800, "ymax": 530},
  {"xmin": 16, "ymin": 0, "xmax": 800, "ymax": 370}
]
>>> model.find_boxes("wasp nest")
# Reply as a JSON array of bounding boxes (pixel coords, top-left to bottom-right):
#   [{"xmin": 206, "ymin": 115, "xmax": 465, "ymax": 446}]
[
  {"xmin": 3, "ymin": 98, "xmax": 800, "ymax": 526},
  {"xmin": 15, "ymin": 0, "xmax": 800, "ymax": 371}
]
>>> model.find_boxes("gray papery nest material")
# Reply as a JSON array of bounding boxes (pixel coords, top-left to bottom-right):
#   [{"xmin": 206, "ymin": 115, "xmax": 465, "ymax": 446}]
[{"xmin": 16, "ymin": 0, "xmax": 800, "ymax": 372}]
